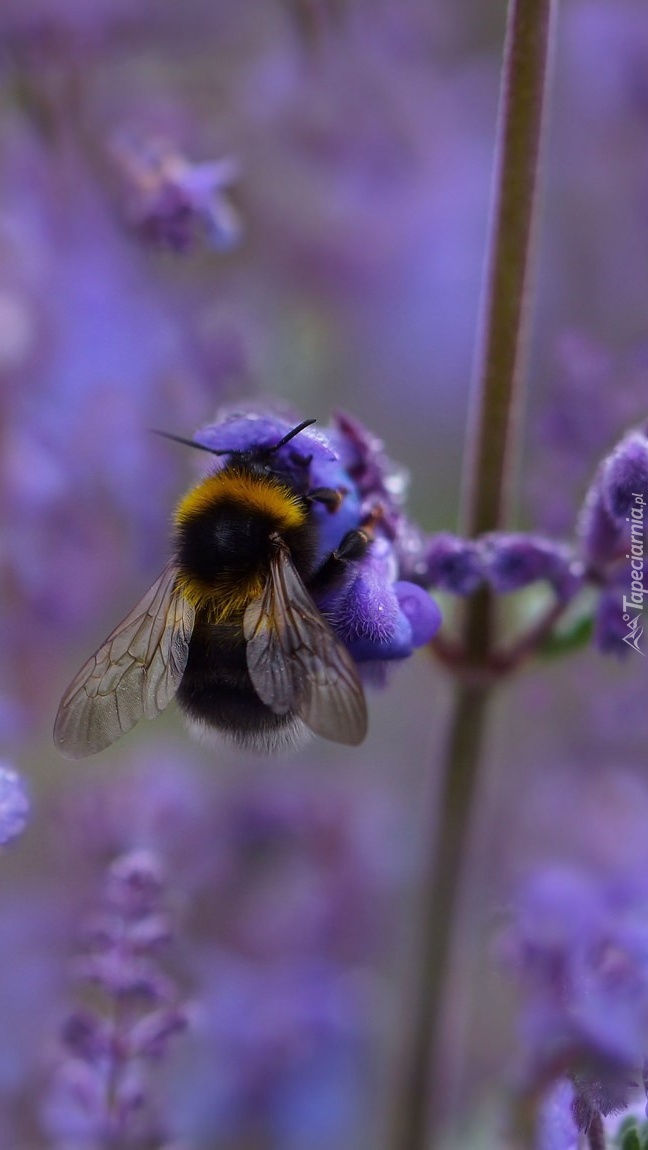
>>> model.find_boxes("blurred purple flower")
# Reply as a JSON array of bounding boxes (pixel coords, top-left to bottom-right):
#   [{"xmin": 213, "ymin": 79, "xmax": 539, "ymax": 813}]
[
  {"xmin": 423, "ymin": 532, "xmax": 484, "ymax": 596},
  {"xmin": 183, "ymin": 952, "xmax": 375, "ymax": 1147},
  {"xmin": 498, "ymin": 865, "xmax": 648, "ymax": 1131},
  {"xmin": 538, "ymin": 1081, "xmax": 579, "ymax": 1150},
  {"xmin": 422, "ymin": 530, "xmax": 584, "ymax": 613},
  {"xmin": 0, "ymin": 747, "xmax": 405, "ymax": 1148},
  {"xmin": 571, "ymin": 426, "xmax": 648, "ymax": 658},
  {"xmin": 0, "ymin": 763, "xmax": 29, "ymax": 846},
  {"xmin": 42, "ymin": 848, "xmax": 188, "ymax": 1149},
  {"xmin": 599, "ymin": 431, "xmax": 648, "ymax": 523},
  {"xmin": 111, "ymin": 135, "xmax": 243, "ymax": 253},
  {"xmin": 577, "ymin": 482, "xmax": 624, "ymax": 569},
  {"xmin": 482, "ymin": 534, "xmax": 583, "ymax": 603},
  {"xmin": 593, "ymin": 577, "xmax": 638, "ymax": 659}
]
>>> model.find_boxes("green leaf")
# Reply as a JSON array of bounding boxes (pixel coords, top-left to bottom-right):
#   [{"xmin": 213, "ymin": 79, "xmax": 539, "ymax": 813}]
[
  {"xmin": 538, "ymin": 614, "xmax": 594, "ymax": 658},
  {"xmin": 615, "ymin": 1115, "xmax": 642, "ymax": 1150}
]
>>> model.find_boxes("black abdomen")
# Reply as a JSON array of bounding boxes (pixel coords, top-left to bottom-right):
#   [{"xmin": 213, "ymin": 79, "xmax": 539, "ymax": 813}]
[{"xmin": 177, "ymin": 617, "xmax": 300, "ymax": 749}]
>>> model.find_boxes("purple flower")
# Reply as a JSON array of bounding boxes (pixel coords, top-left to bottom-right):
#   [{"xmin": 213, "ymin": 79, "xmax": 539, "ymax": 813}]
[
  {"xmin": 24, "ymin": 751, "xmax": 405, "ymax": 1148},
  {"xmin": 571, "ymin": 427, "xmax": 648, "ymax": 659},
  {"xmin": 600, "ymin": 431, "xmax": 648, "ymax": 523},
  {"xmin": 593, "ymin": 577, "xmax": 639, "ymax": 658},
  {"xmin": 112, "ymin": 135, "xmax": 243, "ymax": 253},
  {"xmin": 498, "ymin": 865, "xmax": 648, "ymax": 1129},
  {"xmin": 482, "ymin": 534, "xmax": 584, "ymax": 602},
  {"xmin": 577, "ymin": 431, "xmax": 648, "ymax": 568},
  {"xmin": 0, "ymin": 764, "xmax": 29, "ymax": 846},
  {"xmin": 577, "ymin": 481, "xmax": 624, "ymax": 568},
  {"xmin": 538, "ymin": 1081, "xmax": 579, "ymax": 1150},
  {"xmin": 331, "ymin": 536, "xmax": 441, "ymax": 660},
  {"xmin": 423, "ymin": 533, "xmax": 484, "ymax": 596},
  {"xmin": 42, "ymin": 849, "xmax": 188, "ymax": 1149}
]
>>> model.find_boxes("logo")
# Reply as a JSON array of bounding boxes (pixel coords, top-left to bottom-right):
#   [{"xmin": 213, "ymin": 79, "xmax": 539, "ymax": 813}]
[
  {"xmin": 622, "ymin": 492, "xmax": 646, "ymax": 655},
  {"xmin": 622, "ymin": 610, "xmax": 644, "ymax": 654}
]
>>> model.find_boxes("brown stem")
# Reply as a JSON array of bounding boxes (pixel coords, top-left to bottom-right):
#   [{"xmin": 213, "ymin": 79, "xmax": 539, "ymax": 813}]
[
  {"xmin": 587, "ymin": 1112, "xmax": 607, "ymax": 1150},
  {"xmin": 461, "ymin": 0, "xmax": 554, "ymax": 541},
  {"xmin": 390, "ymin": 2, "xmax": 556, "ymax": 1148},
  {"xmin": 390, "ymin": 683, "xmax": 490, "ymax": 1149}
]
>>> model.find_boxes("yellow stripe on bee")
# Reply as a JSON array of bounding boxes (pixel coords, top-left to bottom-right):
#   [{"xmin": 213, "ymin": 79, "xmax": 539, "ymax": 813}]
[
  {"xmin": 174, "ymin": 468, "xmax": 307, "ymax": 533},
  {"xmin": 174, "ymin": 569, "xmax": 265, "ymax": 621}
]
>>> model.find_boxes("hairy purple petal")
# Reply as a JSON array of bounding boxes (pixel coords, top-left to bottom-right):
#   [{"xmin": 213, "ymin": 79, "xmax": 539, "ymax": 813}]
[
  {"xmin": 394, "ymin": 582, "xmax": 442, "ymax": 647},
  {"xmin": 600, "ymin": 432, "xmax": 648, "ymax": 523},
  {"xmin": 577, "ymin": 481, "xmax": 624, "ymax": 567},
  {"xmin": 329, "ymin": 536, "xmax": 440, "ymax": 661},
  {"xmin": 333, "ymin": 538, "xmax": 400, "ymax": 642}
]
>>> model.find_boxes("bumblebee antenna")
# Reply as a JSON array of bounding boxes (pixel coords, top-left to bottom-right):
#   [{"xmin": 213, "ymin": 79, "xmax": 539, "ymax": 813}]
[
  {"xmin": 150, "ymin": 429, "xmax": 230, "ymax": 456},
  {"xmin": 269, "ymin": 418, "xmax": 317, "ymax": 452},
  {"xmin": 151, "ymin": 418, "xmax": 317, "ymax": 457}
]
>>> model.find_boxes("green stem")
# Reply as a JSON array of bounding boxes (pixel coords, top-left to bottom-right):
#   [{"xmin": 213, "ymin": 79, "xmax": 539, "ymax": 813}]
[{"xmin": 391, "ymin": 2, "xmax": 556, "ymax": 1148}]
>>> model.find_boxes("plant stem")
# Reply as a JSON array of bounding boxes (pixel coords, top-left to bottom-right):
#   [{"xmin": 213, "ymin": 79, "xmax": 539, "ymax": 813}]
[
  {"xmin": 461, "ymin": 0, "xmax": 554, "ymax": 542},
  {"xmin": 587, "ymin": 1112, "xmax": 607, "ymax": 1150},
  {"xmin": 391, "ymin": 2, "xmax": 556, "ymax": 1148},
  {"xmin": 391, "ymin": 682, "xmax": 490, "ymax": 1150}
]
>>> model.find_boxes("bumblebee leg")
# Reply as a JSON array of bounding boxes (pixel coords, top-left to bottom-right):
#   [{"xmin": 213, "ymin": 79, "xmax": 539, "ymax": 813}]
[
  {"xmin": 335, "ymin": 527, "xmax": 372, "ymax": 561},
  {"xmin": 307, "ymin": 486, "xmax": 346, "ymax": 512},
  {"xmin": 309, "ymin": 527, "xmax": 372, "ymax": 596}
]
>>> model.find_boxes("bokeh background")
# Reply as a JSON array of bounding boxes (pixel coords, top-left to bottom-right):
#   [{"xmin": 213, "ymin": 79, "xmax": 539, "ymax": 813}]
[{"xmin": 2, "ymin": 1, "xmax": 648, "ymax": 1146}]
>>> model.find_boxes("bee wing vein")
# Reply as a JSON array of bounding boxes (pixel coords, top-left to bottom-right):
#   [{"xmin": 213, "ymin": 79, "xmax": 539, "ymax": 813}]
[
  {"xmin": 54, "ymin": 562, "xmax": 194, "ymax": 758},
  {"xmin": 244, "ymin": 546, "xmax": 367, "ymax": 745}
]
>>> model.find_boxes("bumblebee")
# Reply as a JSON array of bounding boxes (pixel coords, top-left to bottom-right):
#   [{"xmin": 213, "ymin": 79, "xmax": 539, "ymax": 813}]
[{"xmin": 54, "ymin": 419, "xmax": 370, "ymax": 758}]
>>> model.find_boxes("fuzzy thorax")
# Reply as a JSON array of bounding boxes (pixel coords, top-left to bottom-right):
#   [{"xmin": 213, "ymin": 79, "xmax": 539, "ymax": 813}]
[{"xmin": 173, "ymin": 466, "xmax": 308, "ymax": 621}]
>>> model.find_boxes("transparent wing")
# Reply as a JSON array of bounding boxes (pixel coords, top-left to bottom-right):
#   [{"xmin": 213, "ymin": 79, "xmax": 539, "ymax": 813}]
[
  {"xmin": 53, "ymin": 562, "xmax": 195, "ymax": 759},
  {"xmin": 244, "ymin": 544, "xmax": 367, "ymax": 746}
]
